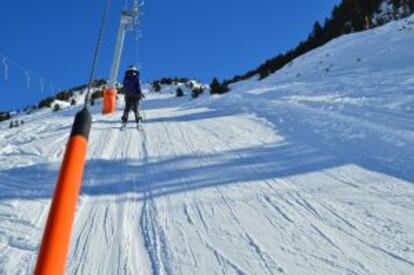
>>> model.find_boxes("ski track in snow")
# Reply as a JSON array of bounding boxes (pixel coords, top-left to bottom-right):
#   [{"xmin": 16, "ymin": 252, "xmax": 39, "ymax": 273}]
[
  {"xmin": 0, "ymin": 90, "xmax": 413, "ymax": 275},
  {"xmin": 1, "ymin": 16, "xmax": 414, "ymax": 274}
]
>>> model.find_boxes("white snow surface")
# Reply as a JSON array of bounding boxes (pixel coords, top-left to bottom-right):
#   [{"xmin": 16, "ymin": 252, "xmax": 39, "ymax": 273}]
[{"xmin": 1, "ymin": 16, "xmax": 414, "ymax": 275}]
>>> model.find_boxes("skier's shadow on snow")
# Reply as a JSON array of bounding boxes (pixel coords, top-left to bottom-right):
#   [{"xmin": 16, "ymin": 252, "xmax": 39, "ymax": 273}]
[{"xmin": 1, "ymin": 141, "xmax": 413, "ymax": 201}]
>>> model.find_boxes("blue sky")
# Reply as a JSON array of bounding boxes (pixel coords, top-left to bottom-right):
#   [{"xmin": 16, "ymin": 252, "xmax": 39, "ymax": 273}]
[{"xmin": 0, "ymin": 0, "xmax": 340, "ymax": 111}]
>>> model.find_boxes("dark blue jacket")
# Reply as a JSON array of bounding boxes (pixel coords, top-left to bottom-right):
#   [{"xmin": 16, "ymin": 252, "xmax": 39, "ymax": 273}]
[{"xmin": 123, "ymin": 72, "xmax": 142, "ymax": 96}]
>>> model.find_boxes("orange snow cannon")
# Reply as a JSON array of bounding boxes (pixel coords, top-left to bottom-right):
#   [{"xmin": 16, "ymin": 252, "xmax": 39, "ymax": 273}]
[
  {"xmin": 102, "ymin": 87, "xmax": 117, "ymax": 114},
  {"xmin": 34, "ymin": 108, "xmax": 91, "ymax": 275}
]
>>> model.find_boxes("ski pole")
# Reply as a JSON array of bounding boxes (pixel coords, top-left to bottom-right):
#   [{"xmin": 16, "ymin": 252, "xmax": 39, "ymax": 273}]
[{"xmin": 34, "ymin": 108, "xmax": 91, "ymax": 275}]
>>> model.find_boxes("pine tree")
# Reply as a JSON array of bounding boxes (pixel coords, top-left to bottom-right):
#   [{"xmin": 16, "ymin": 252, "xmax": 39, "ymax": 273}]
[
  {"xmin": 258, "ymin": 67, "xmax": 270, "ymax": 80},
  {"xmin": 186, "ymin": 81, "xmax": 194, "ymax": 89},
  {"xmin": 176, "ymin": 87, "xmax": 184, "ymax": 97},
  {"xmin": 0, "ymin": 112, "xmax": 11, "ymax": 122},
  {"xmin": 53, "ymin": 104, "xmax": 61, "ymax": 112},
  {"xmin": 210, "ymin": 78, "xmax": 221, "ymax": 94},
  {"xmin": 152, "ymin": 81, "xmax": 162, "ymax": 92},
  {"xmin": 392, "ymin": 0, "xmax": 402, "ymax": 10},
  {"xmin": 192, "ymin": 87, "xmax": 204, "ymax": 98},
  {"xmin": 311, "ymin": 22, "xmax": 323, "ymax": 41},
  {"xmin": 408, "ymin": 0, "xmax": 414, "ymax": 13},
  {"xmin": 210, "ymin": 78, "xmax": 229, "ymax": 94}
]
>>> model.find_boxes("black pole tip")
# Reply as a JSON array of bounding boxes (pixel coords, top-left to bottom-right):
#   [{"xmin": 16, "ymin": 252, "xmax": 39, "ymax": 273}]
[{"xmin": 70, "ymin": 108, "xmax": 92, "ymax": 139}]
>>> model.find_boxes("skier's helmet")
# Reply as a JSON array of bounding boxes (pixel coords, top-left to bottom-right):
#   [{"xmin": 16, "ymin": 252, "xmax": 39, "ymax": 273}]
[{"xmin": 126, "ymin": 66, "xmax": 139, "ymax": 74}]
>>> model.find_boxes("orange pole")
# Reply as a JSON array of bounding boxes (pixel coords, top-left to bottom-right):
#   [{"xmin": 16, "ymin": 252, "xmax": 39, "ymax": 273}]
[
  {"xmin": 34, "ymin": 109, "xmax": 91, "ymax": 275},
  {"xmin": 102, "ymin": 87, "xmax": 117, "ymax": 114}
]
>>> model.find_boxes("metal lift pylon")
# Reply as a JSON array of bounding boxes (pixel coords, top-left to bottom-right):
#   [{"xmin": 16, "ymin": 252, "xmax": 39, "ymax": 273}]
[{"xmin": 102, "ymin": 1, "xmax": 139, "ymax": 114}]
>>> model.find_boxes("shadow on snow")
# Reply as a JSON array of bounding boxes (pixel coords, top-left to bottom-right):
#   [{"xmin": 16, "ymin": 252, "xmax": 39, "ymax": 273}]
[
  {"xmin": 0, "ymin": 142, "xmax": 341, "ymax": 201},
  {"xmin": 1, "ymin": 92, "xmax": 413, "ymax": 202}
]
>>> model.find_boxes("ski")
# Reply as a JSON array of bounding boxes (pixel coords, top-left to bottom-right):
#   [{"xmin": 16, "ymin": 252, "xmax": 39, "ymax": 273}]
[
  {"xmin": 120, "ymin": 123, "xmax": 128, "ymax": 131},
  {"xmin": 120, "ymin": 123, "xmax": 143, "ymax": 131},
  {"xmin": 136, "ymin": 117, "xmax": 144, "ymax": 131},
  {"xmin": 136, "ymin": 124, "xmax": 144, "ymax": 131}
]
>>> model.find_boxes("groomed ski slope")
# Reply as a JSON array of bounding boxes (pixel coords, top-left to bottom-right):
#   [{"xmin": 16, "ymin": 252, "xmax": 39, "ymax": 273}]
[{"xmin": 1, "ymin": 15, "xmax": 414, "ymax": 275}]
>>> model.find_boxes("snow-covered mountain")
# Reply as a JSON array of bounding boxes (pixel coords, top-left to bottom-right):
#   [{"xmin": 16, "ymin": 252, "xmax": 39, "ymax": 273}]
[{"xmin": 1, "ymin": 15, "xmax": 414, "ymax": 275}]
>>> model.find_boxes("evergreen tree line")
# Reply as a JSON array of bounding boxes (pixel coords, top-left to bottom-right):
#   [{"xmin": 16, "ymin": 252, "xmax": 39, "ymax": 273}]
[
  {"xmin": 222, "ymin": 0, "xmax": 414, "ymax": 85},
  {"xmin": 209, "ymin": 78, "xmax": 229, "ymax": 95},
  {"xmin": 151, "ymin": 77, "xmax": 203, "ymax": 92},
  {"xmin": 9, "ymin": 120, "xmax": 24, "ymax": 128},
  {"xmin": 152, "ymin": 77, "xmax": 191, "ymax": 92},
  {"xmin": 37, "ymin": 79, "xmax": 105, "ymax": 109},
  {"xmin": 0, "ymin": 112, "xmax": 11, "ymax": 122},
  {"xmin": 175, "ymin": 86, "xmax": 205, "ymax": 98},
  {"xmin": 0, "ymin": 79, "xmax": 106, "ymax": 124}
]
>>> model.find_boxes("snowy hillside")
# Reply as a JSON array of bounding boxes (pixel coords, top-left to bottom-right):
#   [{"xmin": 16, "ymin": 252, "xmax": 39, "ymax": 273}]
[{"xmin": 1, "ymin": 15, "xmax": 414, "ymax": 275}]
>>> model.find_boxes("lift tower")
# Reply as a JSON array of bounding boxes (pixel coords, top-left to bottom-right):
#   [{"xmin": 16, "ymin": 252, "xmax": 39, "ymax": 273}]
[{"xmin": 103, "ymin": 1, "xmax": 139, "ymax": 114}]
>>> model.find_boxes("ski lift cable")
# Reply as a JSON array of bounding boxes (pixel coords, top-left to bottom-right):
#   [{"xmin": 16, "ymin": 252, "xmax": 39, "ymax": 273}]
[
  {"xmin": 40, "ymin": 78, "xmax": 44, "ymax": 94},
  {"xmin": 135, "ymin": 29, "xmax": 141, "ymax": 67},
  {"xmin": 25, "ymin": 71, "xmax": 31, "ymax": 89},
  {"xmin": 83, "ymin": 0, "xmax": 112, "ymax": 109},
  {"xmin": 0, "ymin": 54, "xmax": 25, "ymax": 72},
  {"xmin": 134, "ymin": 0, "xmax": 145, "ymax": 69},
  {"xmin": 0, "ymin": 52, "xmax": 62, "ymax": 93}
]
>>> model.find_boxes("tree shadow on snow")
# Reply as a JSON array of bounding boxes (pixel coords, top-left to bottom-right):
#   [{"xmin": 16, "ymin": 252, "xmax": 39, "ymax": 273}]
[
  {"xmin": 92, "ymin": 109, "xmax": 235, "ymax": 127},
  {"xmin": 0, "ymin": 142, "xmax": 342, "ymax": 201},
  {"xmin": 2, "ymin": 92, "xmax": 413, "ymax": 202}
]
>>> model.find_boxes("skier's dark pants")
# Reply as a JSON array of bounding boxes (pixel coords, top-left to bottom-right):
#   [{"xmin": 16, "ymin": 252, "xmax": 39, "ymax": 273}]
[{"xmin": 122, "ymin": 94, "xmax": 141, "ymax": 123}]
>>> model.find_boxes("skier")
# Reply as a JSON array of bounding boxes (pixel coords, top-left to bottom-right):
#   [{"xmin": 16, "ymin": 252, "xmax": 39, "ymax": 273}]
[{"xmin": 121, "ymin": 66, "xmax": 143, "ymax": 127}]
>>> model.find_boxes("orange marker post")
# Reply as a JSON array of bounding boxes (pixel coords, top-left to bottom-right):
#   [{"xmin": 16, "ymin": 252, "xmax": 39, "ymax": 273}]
[
  {"xmin": 34, "ymin": 108, "xmax": 92, "ymax": 275},
  {"xmin": 102, "ymin": 87, "xmax": 117, "ymax": 114}
]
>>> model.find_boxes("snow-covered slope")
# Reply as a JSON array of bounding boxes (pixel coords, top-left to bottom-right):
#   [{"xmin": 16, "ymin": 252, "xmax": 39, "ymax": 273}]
[
  {"xmin": 1, "ymin": 16, "xmax": 414, "ymax": 275},
  {"xmin": 151, "ymin": 80, "xmax": 207, "ymax": 96}
]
